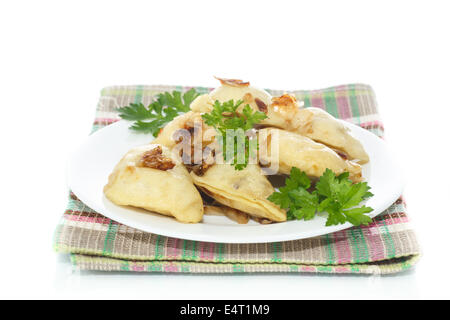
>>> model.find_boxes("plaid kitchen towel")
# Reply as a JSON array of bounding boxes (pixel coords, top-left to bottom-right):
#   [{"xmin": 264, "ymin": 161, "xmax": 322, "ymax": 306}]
[{"xmin": 54, "ymin": 84, "xmax": 420, "ymax": 275}]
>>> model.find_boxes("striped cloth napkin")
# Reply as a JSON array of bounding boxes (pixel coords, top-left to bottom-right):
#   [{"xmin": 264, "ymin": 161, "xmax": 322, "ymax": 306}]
[{"xmin": 54, "ymin": 84, "xmax": 420, "ymax": 275}]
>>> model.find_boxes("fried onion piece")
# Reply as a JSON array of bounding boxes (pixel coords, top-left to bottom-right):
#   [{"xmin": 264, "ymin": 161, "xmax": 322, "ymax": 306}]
[{"xmin": 214, "ymin": 76, "xmax": 250, "ymax": 87}]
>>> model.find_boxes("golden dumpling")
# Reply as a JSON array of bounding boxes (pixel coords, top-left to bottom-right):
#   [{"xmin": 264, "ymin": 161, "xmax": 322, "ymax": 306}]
[
  {"xmin": 104, "ymin": 144, "xmax": 204, "ymax": 223},
  {"xmin": 190, "ymin": 77, "xmax": 273, "ymax": 115},
  {"xmin": 258, "ymin": 128, "xmax": 363, "ymax": 182},
  {"xmin": 254, "ymin": 94, "xmax": 368, "ymax": 164},
  {"xmin": 210, "ymin": 77, "xmax": 273, "ymax": 113},
  {"xmin": 189, "ymin": 80, "xmax": 302, "ymax": 132},
  {"xmin": 295, "ymin": 107, "xmax": 369, "ymax": 164},
  {"xmin": 211, "ymin": 88, "xmax": 304, "ymax": 132},
  {"xmin": 191, "ymin": 163, "xmax": 286, "ymax": 222},
  {"xmin": 260, "ymin": 94, "xmax": 304, "ymax": 130}
]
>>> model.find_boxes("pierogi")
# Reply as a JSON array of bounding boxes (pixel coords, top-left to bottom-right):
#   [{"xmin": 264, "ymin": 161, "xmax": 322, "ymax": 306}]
[
  {"xmin": 104, "ymin": 144, "xmax": 204, "ymax": 223},
  {"xmin": 190, "ymin": 163, "xmax": 287, "ymax": 222},
  {"xmin": 295, "ymin": 107, "xmax": 369, "ymax": 164},
  {"xmin": 258, "ymin": 128, "xmax": 362, "ymax": 182}
]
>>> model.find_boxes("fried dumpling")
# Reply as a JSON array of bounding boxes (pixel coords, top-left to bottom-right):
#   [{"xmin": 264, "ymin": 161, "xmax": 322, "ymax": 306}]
[
  {"xmin": 256, "ymin": 94, "xmax": 368, "ymax": 164},
  {"xmin": 190, "ymin": 77, "xmax": 273, "ymax": 115},
  {"xmin": 190, "ymin": 163, "xmax": 286, "ymax": 222},
  {"xmin": 261, "ymin": 94, "xmax": 304, "ymax": 130},
  {"xmin": 212, "ymin": 88, "xmax": 304, "ymax": 131},
  {"xmin": 210, "ymin": 77, "xmax": 273, "ymax": 112},
  {"xmin": 190, "ymin": 81, "xmax": 304, "ymax": 132},
  {"xmin": 295, "ymin": 107, "xmax": 369, "ymax": 164},
  {"xmin": 207, "ymin": 79, "xmax": 303, "ymax": 131},
  {"xmin": 104, "ymin": 144, "xmax": 204, "ymax": 223},
  {"xmin": 258, "ymin": 128, "xmax": 363, "ymax": 182}
]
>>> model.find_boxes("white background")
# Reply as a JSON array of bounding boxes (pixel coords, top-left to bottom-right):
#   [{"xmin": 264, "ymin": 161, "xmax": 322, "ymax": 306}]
[{"xmin": 1, "ymin": 0, "xmax": 449, "ymax": 299}]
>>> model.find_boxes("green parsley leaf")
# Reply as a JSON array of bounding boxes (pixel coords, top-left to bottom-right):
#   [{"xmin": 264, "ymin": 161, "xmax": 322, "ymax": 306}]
[
  {"xmin": 267, "ymin": 167, "xmax": 374, "ymax": 227},
  {"xmin": 117, "ymin": 88, "xmax": 200, "ymax": 135},
  {"xmin": 117, "ymin": 103, "xmax": 155, "ymax": 121},
  {"xmin": 202, "ymin": 99, "xmax": 267, "ymax": 170},
  {"xmin": 316, "ymin": 169, "xmax": 374, "ymax": 226},
  {"xmin": 285, "ymin": 167, "xmax": 311, "ymax": 190},
  {"xmin": 288, "ymin": 189, "xmax": 319, "ymax": 220},
  {"xmin": 267, "ymin": 190, "xmax": 291, "ymax": 210},
  {"xmin": 343, "ymin": 206, "xmax": 373, "ymax": 226},
  {"xmin": 315, "ymin": 168, "xmax": 340, "ymax": 198},
  {"xmin": 130, "ymin": 119, "xmax": 167, "ymax": 136}
]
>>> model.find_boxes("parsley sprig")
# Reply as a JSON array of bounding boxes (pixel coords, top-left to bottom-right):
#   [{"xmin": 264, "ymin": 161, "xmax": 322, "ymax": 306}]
[
  {"xmin": 117, "ymin": 89, "xmax": 200, "ymax": 136},
  {"xmin": 268, "ymin": 168, "xmax": 374, "ymax": 226},
  {"xmin": 202, "ymin": 100, "xmax": 267, "ymax": 170}
]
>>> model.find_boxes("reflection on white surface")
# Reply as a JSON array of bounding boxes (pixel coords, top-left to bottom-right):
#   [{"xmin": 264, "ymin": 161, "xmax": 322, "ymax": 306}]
[{"xmin": 52, "ymin": 253, "xmax": 421, "ymax": 299}]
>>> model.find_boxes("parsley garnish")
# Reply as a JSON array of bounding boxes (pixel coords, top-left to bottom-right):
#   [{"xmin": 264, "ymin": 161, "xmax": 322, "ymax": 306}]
[
  {"xmin": 268, "ymin": 168, "xmax": 374, "ymax": 226},
  {"xmin": 117, "ymin": 89, "xmax": 200, "ymax": 136},
  {"xmin": 202, "ymin": 100, "xmax": 267, "ymax": 170}
]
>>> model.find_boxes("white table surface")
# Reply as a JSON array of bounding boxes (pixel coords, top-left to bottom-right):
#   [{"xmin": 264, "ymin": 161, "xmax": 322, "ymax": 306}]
[{"xmin": 1, "ymin": 0, "xmax": 449, "ymax": 299}]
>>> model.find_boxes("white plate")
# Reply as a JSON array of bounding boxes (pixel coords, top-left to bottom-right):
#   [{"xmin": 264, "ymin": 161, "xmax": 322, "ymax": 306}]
[{"xmin": 68, "ymin": 119, "xmax": 404, "ymax": 243}]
